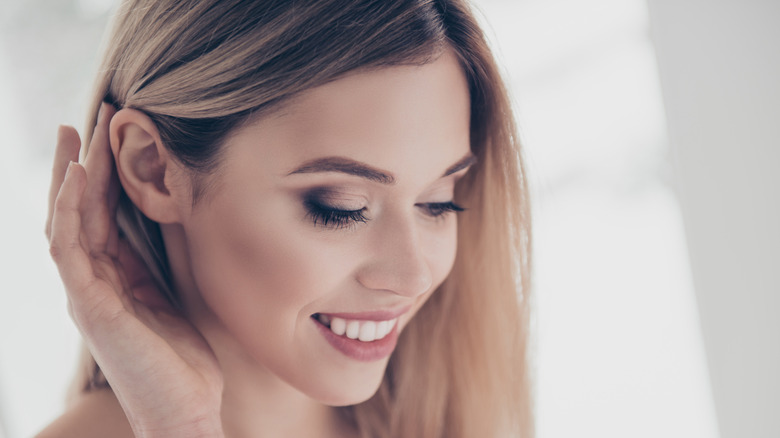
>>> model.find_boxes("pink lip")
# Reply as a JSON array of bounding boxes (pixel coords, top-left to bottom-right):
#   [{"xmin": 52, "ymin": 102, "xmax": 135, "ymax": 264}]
[
  {"xmin": 311, "ymin": 315, "xmax": 403, "ymax": 362},
  {"xmin": 314, "ymin": 305, "xmax": 412, "ymax": 322}
]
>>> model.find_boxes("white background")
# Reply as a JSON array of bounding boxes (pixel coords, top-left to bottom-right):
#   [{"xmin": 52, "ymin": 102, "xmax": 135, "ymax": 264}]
[{"xmin": 1, "ymin": 0, "xmax": 777, "ymax": 437}]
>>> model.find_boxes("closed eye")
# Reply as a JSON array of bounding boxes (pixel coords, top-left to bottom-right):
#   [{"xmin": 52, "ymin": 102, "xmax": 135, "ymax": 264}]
[
  {"xmin": 304, "ymin": 199, "xmax": 368, "ymax": 230},
  {"xmin": 304, "ymin": 199, "xmax": 465, "ymax": 230},
  {"xmin": 416, "ymin": 201, "xmax": 465, "ymax": 218}
]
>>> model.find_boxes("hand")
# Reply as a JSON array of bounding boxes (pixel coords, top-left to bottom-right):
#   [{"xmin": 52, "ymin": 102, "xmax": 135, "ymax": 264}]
[{"xmin": 46, "ymin": 104, "xmax": 225, "ymax": 438}]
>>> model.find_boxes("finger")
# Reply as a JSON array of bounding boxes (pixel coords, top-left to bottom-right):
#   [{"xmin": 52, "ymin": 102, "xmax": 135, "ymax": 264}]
[
  {"xmin": 117, "ymin": 238, "xmax": 177, "ymax": 314},
  {"xmin": 83, "ymin": 102, "xmax": 117, "ymax": 197},
  {"xmin": 81, "ymin": 102, "xmax": 120, "ymax": 253},
  {"xmin": 50, "ymin": 162, "xmax": 122, "ymax": 325},
  {"xmin": 46, "ymin": 126, "xmax": 82, "ymax": 241},
  {"xmin": 107, "ymin": 211, "xmax": 120, "ymax": 256}
]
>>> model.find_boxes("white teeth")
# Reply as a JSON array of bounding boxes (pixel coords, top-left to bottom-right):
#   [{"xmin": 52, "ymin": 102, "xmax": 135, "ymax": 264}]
[
  {"xmin": 320, "ymin": 315, "xmax": 399, "ymax": 342},
  {"xmin": 358, "ymin": 321, "xmax": 377, "ymax": 342},
  {"xmin": 330, "ymin": 317, "xmax": 346, "ymax": 336},
  {"xmin": 376, "ymin": 320, "xmax": 389, "ymax": 339},
  {"xmin": 345, "ymin": 320, "xmax": 360, "ymax": 339}
]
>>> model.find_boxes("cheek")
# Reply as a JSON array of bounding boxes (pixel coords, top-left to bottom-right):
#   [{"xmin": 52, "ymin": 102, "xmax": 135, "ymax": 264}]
[
  {"xmin": 427, "ymin": 218, "xmax": 459, "ymax": 287},
  {"xmin": 182, "ymin": 197, "xmax": 401, "ymax": 404},
  {"xmin": 402, "ymin": 218, "xmax": 459, "ymax": 323},
  {"xmin": 183, "ymin": 196, "xmax": 346, "ymax": 357}
]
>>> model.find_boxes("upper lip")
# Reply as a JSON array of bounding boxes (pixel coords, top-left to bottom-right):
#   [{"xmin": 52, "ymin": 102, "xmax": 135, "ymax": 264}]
[{"xmin": 314, "ymin": 304, "xmax": 412, "ymax": 321}]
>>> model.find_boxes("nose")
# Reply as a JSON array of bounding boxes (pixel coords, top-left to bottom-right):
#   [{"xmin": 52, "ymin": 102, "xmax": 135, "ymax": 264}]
[{"xmin": 355, "ymin": 215, "xmax": 433, "ymax": 298}]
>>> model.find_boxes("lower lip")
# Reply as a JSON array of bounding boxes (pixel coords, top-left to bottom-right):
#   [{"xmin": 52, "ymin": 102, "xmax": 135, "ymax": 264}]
[{"xmin": 312, "ymin": 317, "xmax": 400, "ymax": 362}]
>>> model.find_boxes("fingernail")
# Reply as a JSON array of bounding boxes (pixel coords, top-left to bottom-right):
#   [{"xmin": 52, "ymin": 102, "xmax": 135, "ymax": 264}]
[
  {"xmin": 65, "ymin": 160, "xmax": 75, "ymax": 177},
  {"xmin": 98, "ymin": 103, "xmax": 106, "ymax": 121}
]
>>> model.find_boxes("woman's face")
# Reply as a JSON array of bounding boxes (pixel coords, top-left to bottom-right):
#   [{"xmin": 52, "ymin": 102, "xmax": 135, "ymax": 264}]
[{"xmin": 170, "ymin": 50, "xmax": 472, "ymax": 405}]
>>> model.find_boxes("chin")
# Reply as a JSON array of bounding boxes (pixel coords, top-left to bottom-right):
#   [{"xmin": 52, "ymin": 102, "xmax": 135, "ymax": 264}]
[
  {"xmin": 323, "ymin": 383, "xmax": 384, "ymax": 407},
  {"xmin": 305, "ymin": 361, "xmax": 388, "ymax": 407}
]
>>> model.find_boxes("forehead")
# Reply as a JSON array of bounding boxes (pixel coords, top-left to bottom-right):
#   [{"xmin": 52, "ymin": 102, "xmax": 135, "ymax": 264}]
[{"xmin": 223, "ymin": 50, "xmax": 472, "ymax": 186}]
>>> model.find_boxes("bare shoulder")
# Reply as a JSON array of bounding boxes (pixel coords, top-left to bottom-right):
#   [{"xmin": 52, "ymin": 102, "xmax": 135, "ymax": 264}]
[{"xmin": 35, "ymin": 388, "xmax": 134, "ymax": 438}]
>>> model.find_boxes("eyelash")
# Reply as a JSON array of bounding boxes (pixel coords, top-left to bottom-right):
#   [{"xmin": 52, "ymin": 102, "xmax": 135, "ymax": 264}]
[{"xmin": 304, "ymin": 200, "xmax": 465, "ymax": 230}]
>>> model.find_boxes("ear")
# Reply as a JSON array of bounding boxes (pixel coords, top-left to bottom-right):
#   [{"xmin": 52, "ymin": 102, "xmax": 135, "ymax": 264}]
[{"xmin": 109, "ymin": 108, "xmax": 188, "ymax": 224}]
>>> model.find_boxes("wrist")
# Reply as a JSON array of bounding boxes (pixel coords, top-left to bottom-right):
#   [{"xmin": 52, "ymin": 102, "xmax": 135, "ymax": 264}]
[
  {"xmin": 138, "ymin": 426, "xmax": 225, "ymax": 438},
  {"xmin": 134, "ymin": 415, "xmax": 224, "ymax": 438}
]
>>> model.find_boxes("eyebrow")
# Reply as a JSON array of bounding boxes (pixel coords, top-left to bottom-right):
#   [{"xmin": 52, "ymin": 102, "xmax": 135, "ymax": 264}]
[
  {"xmin": 442, "ymin": 153, "xmax": 478, "ymax": 177},
  {"xmin": 286, "ymin": 152, "xmax": 477, "ymax": 184}
]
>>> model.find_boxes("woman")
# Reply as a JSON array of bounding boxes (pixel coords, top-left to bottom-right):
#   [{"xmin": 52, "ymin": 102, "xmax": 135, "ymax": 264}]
[{"xmin": 40, "ymin": 0, "xmax": 532, "ymax": 436}]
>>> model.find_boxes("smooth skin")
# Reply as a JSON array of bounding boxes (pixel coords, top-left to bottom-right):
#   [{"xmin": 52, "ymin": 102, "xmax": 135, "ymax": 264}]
[{"xmin": 40, "ymin": 51, "xmax": 471, "ymax": 438}]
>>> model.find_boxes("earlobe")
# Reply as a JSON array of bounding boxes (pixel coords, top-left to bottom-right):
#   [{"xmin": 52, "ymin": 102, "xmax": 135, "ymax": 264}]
[{"xmin": 109, "ymin": 109, "xmax": 186, "ymax": 224}]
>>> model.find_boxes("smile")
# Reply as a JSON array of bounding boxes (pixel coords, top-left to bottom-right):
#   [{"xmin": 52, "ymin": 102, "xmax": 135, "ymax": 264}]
[
  {"xmin": 314, "ymin": 313, "xmax": 398, "ymax": 342},
  {"xmin": 311, "ymin": 309, "xmax": 408, "ymax": 362}
]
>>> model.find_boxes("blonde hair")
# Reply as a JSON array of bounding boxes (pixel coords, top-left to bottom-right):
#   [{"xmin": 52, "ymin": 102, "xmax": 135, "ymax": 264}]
[{"xmin": 70, "ymin": 1, "xmax": 533, "ymax": 436}]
